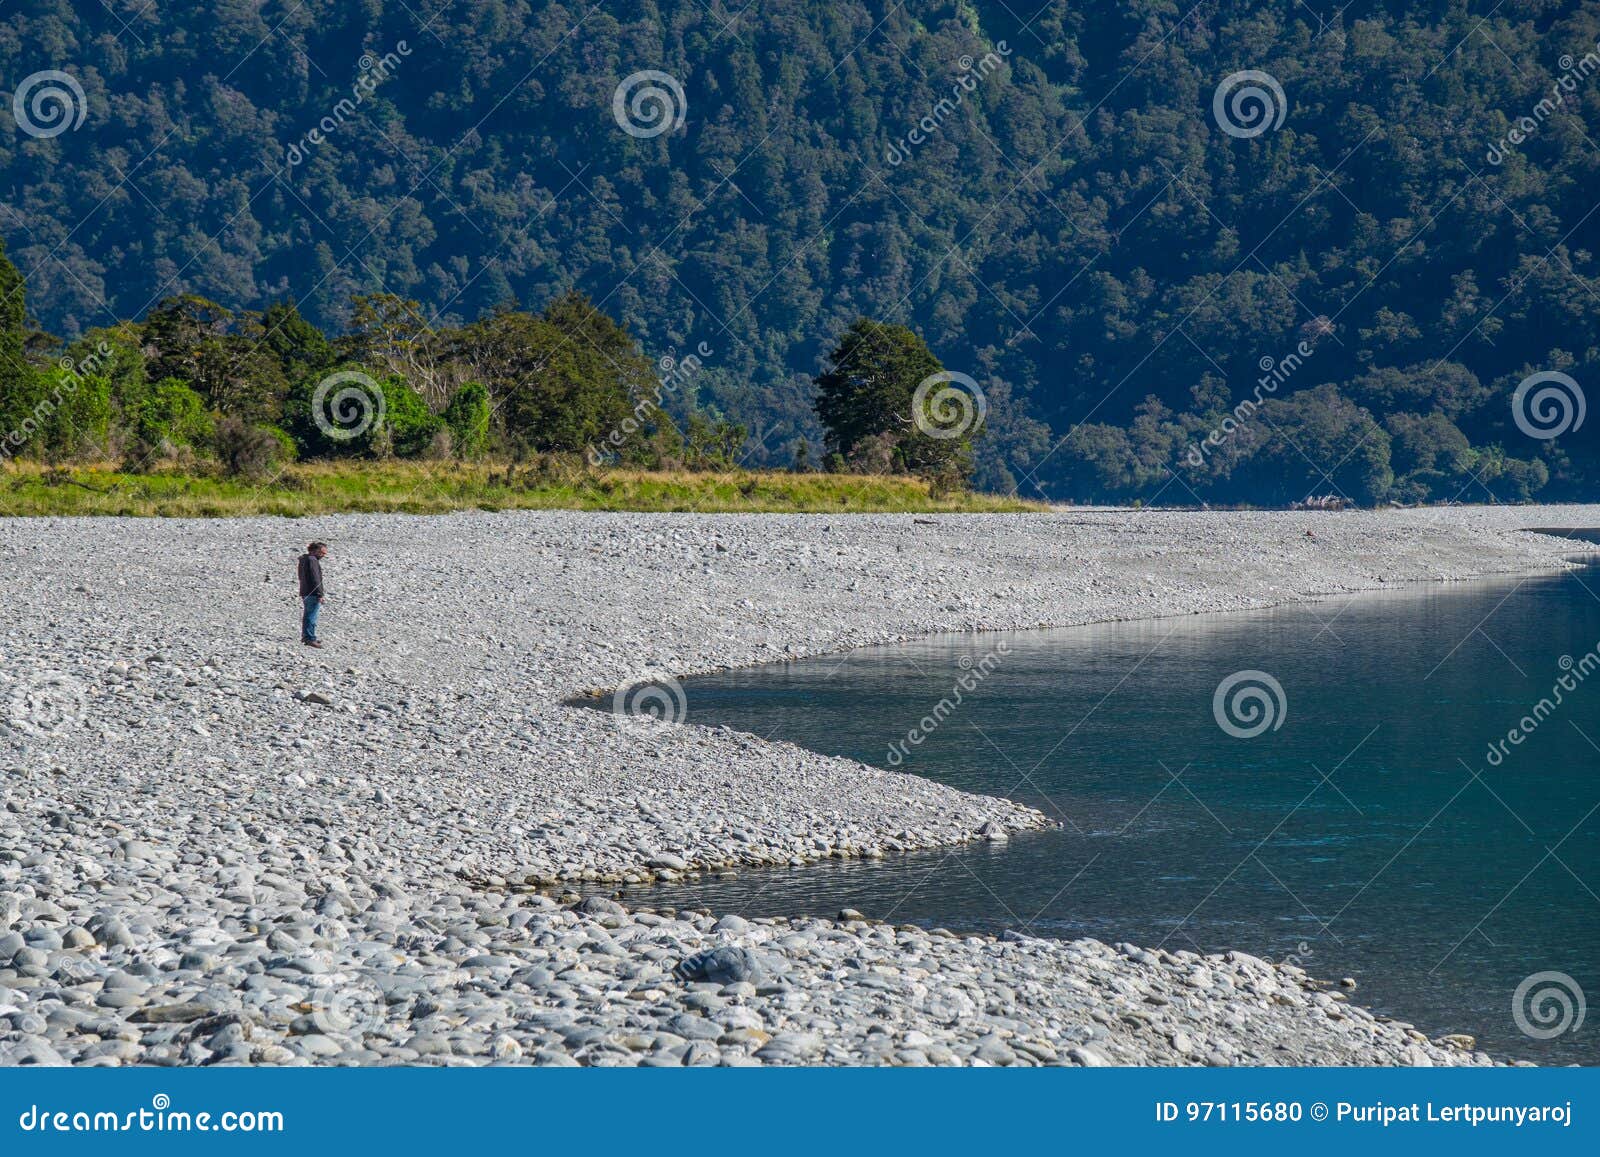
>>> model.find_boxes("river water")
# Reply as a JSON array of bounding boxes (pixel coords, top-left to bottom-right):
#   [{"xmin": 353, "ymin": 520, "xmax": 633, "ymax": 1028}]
[{"xmin": 620, "ymin": 566, "xmax": 1600, "ymax": 1064}]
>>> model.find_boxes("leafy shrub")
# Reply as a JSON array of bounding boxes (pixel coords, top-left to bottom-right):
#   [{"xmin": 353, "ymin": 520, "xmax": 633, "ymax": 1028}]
[
  {"xmin": 379, "ymin": 378, "xmax": 442, "ymax": 458},
  {"xmin": 423, "ymin": 427, "xmax": 453, "ymax": 460},
  {"xmin": 442, "ymin": 382, "xmax": 491, "ymax": 458},
  {"xmin": 263, "ymin": 425, "xmax": 297, "ymax": 461},
  {"xmin": 682, "ymin": 414, "xmax": 748, "ymax": 470},
  {"xmin": 283, "ymin": 368, "xmax": 436, "ymax": 458},
  {"xmin": 214, "ymin": 417, "xmax": 287, "ymax": 480},
  {"xmin": 844, "ymin": 431, "xmax": 900, "ymax": 475},
  {"xmin": 138, "ymin": 377, "xmax": 214, "ymax": 452},
  {"xmin": 23, "ymin": 366, "xmax": 115, "ymax": 461}
]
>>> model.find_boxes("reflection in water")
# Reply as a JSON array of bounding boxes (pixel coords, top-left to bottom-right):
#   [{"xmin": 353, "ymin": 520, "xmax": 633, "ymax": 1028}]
[{"xmin": 635, "ymin": 569, "xmax": 1600, "ymax": 1064}]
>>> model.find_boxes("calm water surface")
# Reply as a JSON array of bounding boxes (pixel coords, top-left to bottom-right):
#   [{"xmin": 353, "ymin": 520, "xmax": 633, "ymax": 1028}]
[{"xmin": 639, "ymin": 566, "xmax": 1600, "ymax": 1064}]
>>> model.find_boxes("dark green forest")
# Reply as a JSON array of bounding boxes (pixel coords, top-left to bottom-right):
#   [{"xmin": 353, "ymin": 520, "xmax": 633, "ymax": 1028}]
[{"xmin": 3, "ymin": 0, "xmax": 1599, "ymax": 503}]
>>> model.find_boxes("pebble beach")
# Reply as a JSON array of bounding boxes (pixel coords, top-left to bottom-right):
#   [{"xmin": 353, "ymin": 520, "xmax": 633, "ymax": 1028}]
[{"xmin": 2, "ymin": 505, "xmax": 1595, "ymax": 1067}]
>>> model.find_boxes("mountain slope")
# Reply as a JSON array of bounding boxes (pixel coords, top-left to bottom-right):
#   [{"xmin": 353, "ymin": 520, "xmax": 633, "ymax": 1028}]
[{"xmin": 3, "ymin": 0, "xmax": 1598, "ymax": 499}]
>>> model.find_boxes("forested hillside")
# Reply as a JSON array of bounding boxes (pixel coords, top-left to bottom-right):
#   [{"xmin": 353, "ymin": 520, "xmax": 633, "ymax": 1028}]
[{"xmin": 3, "ymin": 1, "xmax": 1599, "ymax": 503}]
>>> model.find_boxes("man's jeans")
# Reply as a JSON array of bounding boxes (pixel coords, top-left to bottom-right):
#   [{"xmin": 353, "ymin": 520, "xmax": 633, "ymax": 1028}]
[{"xmin": 301, "ymin": 595, "xmax": 321, "ymax": 643}]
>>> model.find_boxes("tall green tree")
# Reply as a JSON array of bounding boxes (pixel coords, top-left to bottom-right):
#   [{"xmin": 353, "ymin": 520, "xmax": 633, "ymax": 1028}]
[
  {"xmin": 461, "ymin": 292, "xmax": 656, "ymax": 454},
  {"xmin": 142, "ymin": 296, "xmax": 289, "ymax": 423},
  {"xmin": 261, "ymin": 299, "xmax": 335, "ymax": 388},
  {"xmin": 814, "ymin": 318, "xmax": 977, "ymax": 483},
  {"xmin": 0, "ymin": 238, "xmax": 41, "ymax": 456}
]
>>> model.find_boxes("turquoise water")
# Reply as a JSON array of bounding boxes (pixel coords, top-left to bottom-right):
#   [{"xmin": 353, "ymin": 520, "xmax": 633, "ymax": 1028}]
[{"xmin": 647, "ymin": 568, "xmax": 1600, "ymax": 1064}]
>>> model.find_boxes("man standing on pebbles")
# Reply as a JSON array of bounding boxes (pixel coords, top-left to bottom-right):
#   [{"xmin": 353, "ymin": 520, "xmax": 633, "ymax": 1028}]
[{"xmin": 297, "ymin": 541, "xmax": 330, "ymax": 648}]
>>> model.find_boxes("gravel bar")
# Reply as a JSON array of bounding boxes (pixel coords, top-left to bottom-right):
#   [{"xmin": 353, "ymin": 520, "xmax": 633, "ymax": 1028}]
[{"xmin": 1, "ymin": 505, "xmax": 1594, "ymax": 1067}]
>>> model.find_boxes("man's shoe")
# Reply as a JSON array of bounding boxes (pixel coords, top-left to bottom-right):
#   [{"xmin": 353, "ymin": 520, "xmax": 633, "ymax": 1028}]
[{"xmin": 303, "ymin": 640, "xmax": 323, "ymax": 648}]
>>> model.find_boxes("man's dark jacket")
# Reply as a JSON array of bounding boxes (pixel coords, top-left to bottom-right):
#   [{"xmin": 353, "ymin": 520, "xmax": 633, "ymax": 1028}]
[{"xmin": 297, "ymin": 553, "xmax": 325, "ymax": 598}]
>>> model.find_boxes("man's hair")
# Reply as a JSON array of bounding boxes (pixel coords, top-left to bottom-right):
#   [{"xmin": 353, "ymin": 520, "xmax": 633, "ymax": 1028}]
[{"xmin": 308, "ymin": 541, "xmax": 327, "ymax": 552}]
